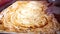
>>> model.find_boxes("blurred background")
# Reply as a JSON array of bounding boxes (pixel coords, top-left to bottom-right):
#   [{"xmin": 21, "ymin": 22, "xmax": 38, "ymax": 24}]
[{"xmin": 0, "ymin": 0, "xmax": 60, "ymax": 23}]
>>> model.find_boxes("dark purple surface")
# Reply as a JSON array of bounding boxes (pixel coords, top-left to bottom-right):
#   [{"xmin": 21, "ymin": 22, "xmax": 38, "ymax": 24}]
[
  {"xmin": 47, "ymin": 6, "xmax": 60, "ymax": 23},
  {"xmin": 0, "ymin": 0, "xmax": 12, "ymax": 7},
  {"xmin": 0, "ymin": 0, "xmax": 16, "ymax": 12}
]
